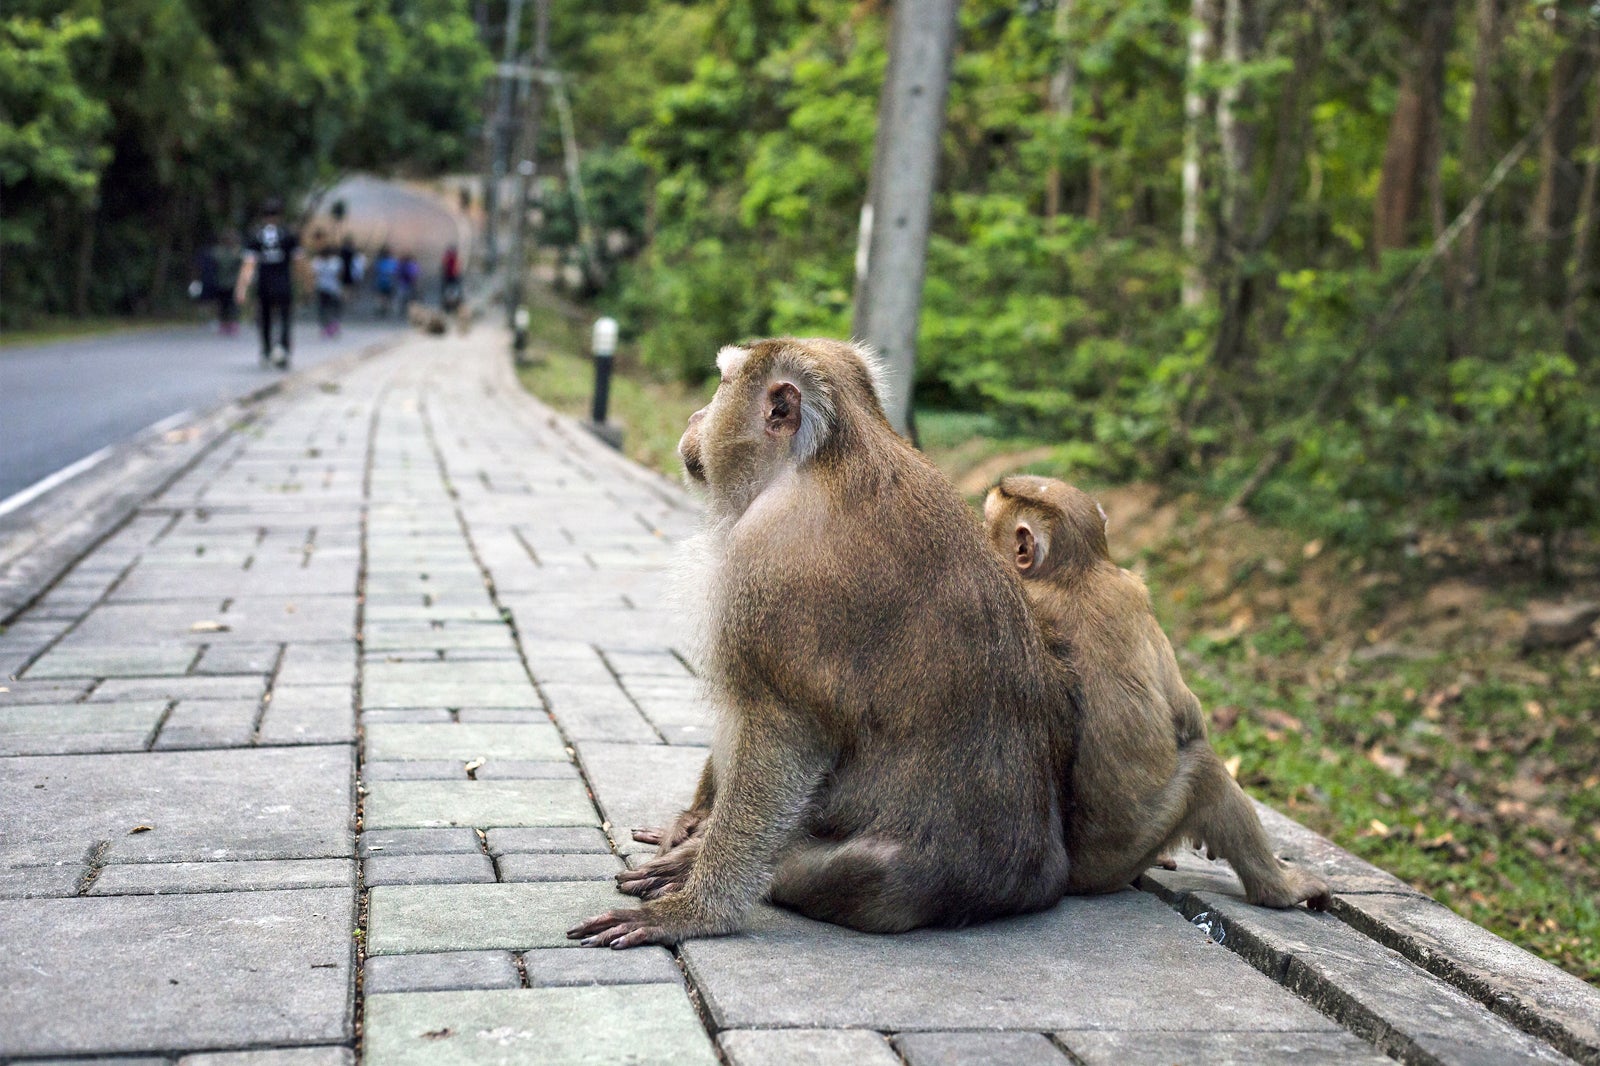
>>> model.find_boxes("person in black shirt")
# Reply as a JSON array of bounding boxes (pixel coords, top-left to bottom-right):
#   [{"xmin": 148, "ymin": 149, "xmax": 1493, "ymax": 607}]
[{"xmin": 234, "ymin": 199, "xmax": 303, "ymax": 368}]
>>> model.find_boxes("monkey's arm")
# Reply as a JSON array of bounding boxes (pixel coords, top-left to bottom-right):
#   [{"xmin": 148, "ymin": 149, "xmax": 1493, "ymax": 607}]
[
  {"xmin": 630, "ymin": 756, "xmax": 716, "ymax": 850},
  {"xmin": 618, "ymin": 757, "xmax": 717, "ymax": 899},
  {"xmin": 569, "ymin": 711, "xmax": 826, "ymax": 948}
]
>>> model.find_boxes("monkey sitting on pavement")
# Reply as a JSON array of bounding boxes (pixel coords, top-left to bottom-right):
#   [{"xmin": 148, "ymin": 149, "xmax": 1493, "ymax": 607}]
[
  {"xmin": 983, "ymin": 475, "xmax": 1331, "ymax": 910},
  {"xmin": 567, "ymin": 339, "xmax": 1077, "ymax": 949}
]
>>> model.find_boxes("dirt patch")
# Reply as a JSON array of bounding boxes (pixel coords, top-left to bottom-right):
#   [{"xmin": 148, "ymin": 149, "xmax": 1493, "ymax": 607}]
[{"xmin": 954, "ymin": 447, "xmax": 1057, "ymax": 497}]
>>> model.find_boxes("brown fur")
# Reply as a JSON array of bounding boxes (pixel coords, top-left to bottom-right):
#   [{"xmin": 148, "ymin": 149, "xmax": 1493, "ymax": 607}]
[
  {"xmin": 568, "ymin": 339, "xmax": 1075, "ymax": 949},
  {"xmin": 983, "ymin": 476, "xmax": 1331, "ymax": 910}
]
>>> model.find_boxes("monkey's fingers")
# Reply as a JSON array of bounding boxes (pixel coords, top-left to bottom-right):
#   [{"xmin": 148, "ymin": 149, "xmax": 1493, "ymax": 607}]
[
  {"xmin": 631, "ymin": 828, "xmax": 663, "ymax": 845},
  {"xmin": 566, "ymin": 908, "xmax": 673, "ymax": 950}
]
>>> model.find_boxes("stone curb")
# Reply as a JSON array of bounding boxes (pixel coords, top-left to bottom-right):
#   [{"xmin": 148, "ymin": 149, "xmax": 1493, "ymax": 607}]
[
  {"xmin": 1138, "ymin": 802, "xmax": 1600, "ymax": 1065},
  {"xmin": 0, "ymin": 333, "xmax": 407, "ymax": 627}
]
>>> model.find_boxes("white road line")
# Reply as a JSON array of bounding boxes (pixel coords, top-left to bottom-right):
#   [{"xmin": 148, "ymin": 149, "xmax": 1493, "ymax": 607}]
[
  {"xmin": 0, "ymin": 408, "xmax": 192, "ymax": 519},
  {"xmin": 0, "ymin": 446, "xmax": 115, "ymax": 518}
]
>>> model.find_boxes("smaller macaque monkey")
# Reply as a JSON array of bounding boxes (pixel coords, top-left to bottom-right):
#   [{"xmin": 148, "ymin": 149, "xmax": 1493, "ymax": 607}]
[{"xmin": 984, "ymin": 476, "xmax": 1330, "ymax": 909}]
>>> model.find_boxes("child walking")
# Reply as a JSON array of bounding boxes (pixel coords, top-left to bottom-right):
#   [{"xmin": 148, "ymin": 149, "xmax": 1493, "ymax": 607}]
[{"xmin": 313, "ymin": 245, "xmax": 344, "ymax": 338}]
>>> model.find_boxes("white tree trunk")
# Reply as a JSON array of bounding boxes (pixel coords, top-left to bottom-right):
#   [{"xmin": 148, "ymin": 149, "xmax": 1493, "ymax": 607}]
[{"xmin": 1181, "ymin": 0, "xmax": 1213, "ymax": 309}]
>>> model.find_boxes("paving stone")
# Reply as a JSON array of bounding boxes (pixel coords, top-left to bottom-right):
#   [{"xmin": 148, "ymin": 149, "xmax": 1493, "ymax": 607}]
[
  {"xmin": 175, "ymin": 1046, "xmax": 354, "ymax": 1065},
  {"xmin": 1251, "ymin": 803, "xmax": 1426, "ymax": 896},
  {"xmin": 363, "ymin": 623, "xmax": 518, "ymax": 653},
  {"xmin": 366, "ymin": 881, "xmax": 625, "ymax": 954},
  {"xmin": 0, "ymin": 747, "xmax": 354, "ymax": 867},
  {"xmin": 364, "ymin": 951, "xmax": 521, "ymax": 994},
  {"xmin": 1055, "ymin": 1029, "xmax": 1393, "ymax": 1065},
  {"xmin": 0, "ymin": 862, "xmax": 83, "ymax": 898},
  {"xmin": 0, "ymin": 701, "xmax": 166, "ymax": 755},
  {"xmin": 361, "ymin": 681, "xmax": 541, "ymax": 710},
  {"xmin": 90, "ymin": 676, "xmax": 266, "ymax": 702},
  {"xmin": 472, "ymin": 758, "xmax": 581, "ymax": 780},
  {"xmin": 363, "ymin": 759, "xmax": 470, "ymax": 780},
  {"xmin": 256, "ymin": 684, "xmax": 354, "ymax": 745},
  {"xmin": 361, "ymin": 829, "xmax": 484, "ymax": 858},
  {"xmin": 720, "ymin": 1030, "xmax": 902, "ymax": 1066},
  {"xmin": 363, "ymin": 779, "xmax": 597, "ymax": 830},
  {"xmin": 360, "ymin": 709, "xmax": 453, "ymax": 724},
  {"xmin": 455, "ymin": 707, "xmax": 550, "ymax": 723},
  {"xmin": 680, "ymin": 894, "xmax": 1343, "ymax": 1033},
  {"xmin": 88, "ymin": 859, "xmax": 354, "ymax": 895},
  {"xmin": 24, "ymin": 1057, "xmax": 172, "ymax": 1065},
  {"xmin": 193, "ymin": 643, "xmax": 281, "ymax": 675},
  {"xmin": 0, "ymin": 679, "xmax": 95, "ymax": 705},
  {"xmin": 365, "ymin": 722, "xmax": 566, "ymax": 762},
  {"xmin": 571, "ymin": 741, "xmax": 703, "ymax": 856},
  {"xmin": 25, "ymin": 644, "xmax": 197, "ymax": 679},
  {"xmin": 541, "ymin": 683, "xmax": 660, "ymax": 743},
  {"xmin": 519, "ymin": 946, "xmax": 680, "ymax": 987},
  {"xmin": 1162, "ymin": 888, "xmax": 1573, "ymax": 1065},
  {"xmin": 603, "ymin": 650, "xmax": 691, "ymax": 678},
  {"xmin": 152, "ymin": 699, "xmax": 259, "ymax": 750},
  {"xmin": 1329, "ymin": 890, "xmax": 1600, "ymax": 1065},
  {"xmin": 275, "ymin": 643, "xmax": 359, "ymax": 687},
  {"xmin": 363, "ymin": 986, "xmax": 717, "ymax": 1065},
  {"xmin": 485, "ymin": 827, "xmax": 612, "ymax": 856},
  {"xmin": 894, "ymin": 1031, "xmax": 1071, "ymax": 1066},
  {"xmin": 365, "ymin": 853, "xmax": 497, "ymax": 886},
  {"xmin": 496, "ymin": 853, "xmax": 623, "ymax": 882},
  {"xmin": 0, "ymin": 888, "xmax": 352, "ymax": 1057}
]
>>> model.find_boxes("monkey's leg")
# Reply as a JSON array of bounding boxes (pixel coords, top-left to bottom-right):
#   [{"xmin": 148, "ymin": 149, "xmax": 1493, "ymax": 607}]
[
  {"xmin": 1185, "ymin": 752, "xmax": 1331, "ymax": 910},
  {"xmin": 767, "ymin": 836, "xmax": 932, "ymax": 934}
]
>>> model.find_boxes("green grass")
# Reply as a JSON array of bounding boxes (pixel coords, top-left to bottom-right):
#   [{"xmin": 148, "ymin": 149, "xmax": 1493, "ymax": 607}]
[
  {"xmin": 0, "ymin": 314, "xmax": 194, "ymax": 350},
  {"xmin": 514, "ymin": 301, "xmax": 712, "ymax": 478},
  {"xmin": 509, "ymin": 307, "xmax": 1600, "ymax": 985}
]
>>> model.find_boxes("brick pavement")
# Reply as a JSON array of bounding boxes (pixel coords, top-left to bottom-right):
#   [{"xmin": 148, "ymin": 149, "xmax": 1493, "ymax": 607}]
[{"xmin": 2, "ymin": 330, "xmax": 1596, "ymax": 1065}]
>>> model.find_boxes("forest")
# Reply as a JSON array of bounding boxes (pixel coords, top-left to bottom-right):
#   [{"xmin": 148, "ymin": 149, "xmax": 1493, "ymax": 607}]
[
  {"xmin": 0, "ymin": 0, "xmax": 490, "ymax": 322},
  {"xmin": 521, "ymin": 0, "xmax": 1600, "ymax": 569}
]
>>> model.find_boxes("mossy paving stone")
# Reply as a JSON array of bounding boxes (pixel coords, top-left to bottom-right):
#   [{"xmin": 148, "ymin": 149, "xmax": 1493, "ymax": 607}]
[
  {"xmin": 366, "ymin": 881, "xmax": 626, "ymax": 954},
  {"xmin": 363, "ymin": 986, "xmax": 717, "ymax": 1065},
  {"xmin": 361, "ymin": 778, "xmax": 597, "ymax": 830},
  {"xmin": 364, "ymin": 722, "xmax": 566, "ymax": 762}
]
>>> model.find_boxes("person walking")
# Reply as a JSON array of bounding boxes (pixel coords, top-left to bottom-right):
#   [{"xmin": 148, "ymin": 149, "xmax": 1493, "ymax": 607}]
[
  {"xmin": 212, "ymin": 230, "xmax": 244, "ymax": 335},
  {"xmin": 312, "ymin": 244, "xmax": 344, "ymax": 337},
  {"xmin": 397, "ymin": 253, "xmax": 420, "ymax": 315},
  {"xmin": 373, "ymin": 246, "xmax": 398, "ymax": 317},
  {"xmin": 440, "ymin": 245, "xmax": 463, "ymax": 312},
  {"xmin": 234, "ymin": 199, "xmax": 303, "ymax": 368}
]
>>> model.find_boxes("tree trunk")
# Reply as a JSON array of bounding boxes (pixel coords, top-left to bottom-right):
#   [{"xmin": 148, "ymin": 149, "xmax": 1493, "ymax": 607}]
[
  {"xmin": 1086, "ymin": 89, "xmax": 1107, "ymax": 225},
  {"xmin": 1529, "ymin": 38, "xmax": 1594, "ymax": 305},
  {"xmin": 1374, "ymin": 0, "xmax": 1456, "ymax": 257},
  {"xmin": 1449, "ymin": 0, "xmax": 1503, "ymax": 354},
  {"xmin": 1562, "ymin": 40, "xmax": 1600, "ymax": 360},
  {"xmin": 1045, "ymin": 0, "xmax": 1075, "ymax": 220},
  {"xmin": 74, "ymin": 204, "xmax": 97, "ymax": 316},
  {"xmin": 1181, "ymin": 0, "xmax": 1212, "ymax": 308}
]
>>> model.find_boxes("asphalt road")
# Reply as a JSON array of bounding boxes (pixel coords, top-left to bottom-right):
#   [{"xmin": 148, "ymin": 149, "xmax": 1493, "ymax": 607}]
[{"xmin": 0, "ymin": 177, "xmax": 470, "ymax": 505}]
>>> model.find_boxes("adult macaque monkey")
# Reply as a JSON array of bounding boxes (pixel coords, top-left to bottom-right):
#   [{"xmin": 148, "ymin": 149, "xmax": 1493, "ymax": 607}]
[
  {"xmin": 983, "ymin": 476, "xmax": 1330, "ymax": 909},
  {"xmin": 568, "ymin": 339, "xmax": 1074, "ymax": 949}
]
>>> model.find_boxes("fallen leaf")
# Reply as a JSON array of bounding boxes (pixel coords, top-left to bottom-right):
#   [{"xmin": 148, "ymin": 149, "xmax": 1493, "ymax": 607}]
[
  {"xmin": 129, "ymin": 825, "xmax": 154, "ymax": 834},
  {"xmin": 1260, "ymin": 708, "xmax": 1303, "ymax": 734},
  {"xmin": 422, "ymin": 1028, "xmax": 452, "ymax": 1039},
  {"xmin": 1367, "ymin": 745, "xmax": 1408, "ymax": 777},
  {"xmin": 1523, "ymin": 700, "xmax": 1544, "ymax": 719},
  {"xmin": 1303, "ymin": 539, "xmax": 1324, "ymax": 560},
  {"xmin": 189, "ymin": 620, "xmax": 230, "ymax": 633},
  {"xmin": 1367, "ymin": 818, "xmax": 1390, "ymax": 837},
  {"xmin": 1223, "ymin": 755, "xmax": 1242, "ymax": 780},
  {"xmin": 463, "ymin": 758, "xmax": 486, "ymax": 774}
]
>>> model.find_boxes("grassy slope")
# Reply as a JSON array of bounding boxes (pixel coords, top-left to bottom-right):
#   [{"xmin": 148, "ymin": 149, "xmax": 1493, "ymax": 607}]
[{"xmin": 517, "ymin": 325, "xmax": 1600, "ymax": 985}]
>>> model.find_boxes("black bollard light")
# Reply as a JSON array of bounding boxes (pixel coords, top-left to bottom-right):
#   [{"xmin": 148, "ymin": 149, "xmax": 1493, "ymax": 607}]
[
  {"xmin": 512, "ymin": 306, "xmax": 531, "ymax": 365},
  {"xmin": 586, "ymin": 316, "xmax": 623, "ymax": 450}
]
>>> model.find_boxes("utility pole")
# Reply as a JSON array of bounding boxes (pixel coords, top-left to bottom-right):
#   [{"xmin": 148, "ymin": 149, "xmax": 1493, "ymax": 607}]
[
  {"xmin": 851, "ymin": 0, "xmax": 961, "ymax": 439},
  {"xmin": 481, "ymin": 0, "xmax": 525, "ymax": 273},
  {"xmin": 506, "ymin": 0, "xmax": 549, "ymax": 326}
]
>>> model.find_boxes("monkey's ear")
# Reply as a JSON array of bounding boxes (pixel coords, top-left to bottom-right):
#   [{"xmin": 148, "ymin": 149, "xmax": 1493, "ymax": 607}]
[
  {"xmin": 1014, "ymin": 523, "xmax": 1040, "ymax": 573},
  {"xmin": 765, "ymin": 381, "xmax": 803, "ymax": 439}
]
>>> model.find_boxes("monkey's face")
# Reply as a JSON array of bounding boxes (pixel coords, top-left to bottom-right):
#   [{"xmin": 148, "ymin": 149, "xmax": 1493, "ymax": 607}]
[{"xmin": 679, "ymin": 408, "xmax": 708, "ymax": 484}]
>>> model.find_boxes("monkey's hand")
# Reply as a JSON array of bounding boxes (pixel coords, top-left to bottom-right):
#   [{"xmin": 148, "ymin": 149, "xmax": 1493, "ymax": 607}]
[
  {"xmin": 616, "ymin": 838, "xmax": 700, "ymax": 899},
  {"xmin": 567, "ymin": 893, "xmax": 726, "ymax": 950},
  {"xmin": 630, "ymin": 807, "xmax": 706, "ymax": 852}
]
